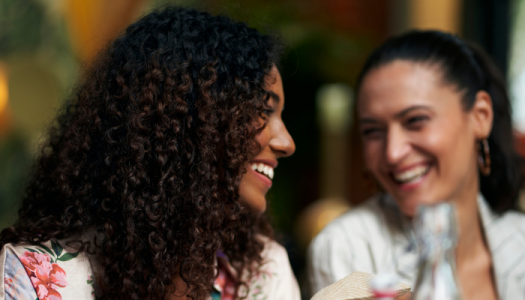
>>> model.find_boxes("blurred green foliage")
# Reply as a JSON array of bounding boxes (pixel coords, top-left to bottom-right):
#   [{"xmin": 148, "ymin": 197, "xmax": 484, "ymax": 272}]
[
  {"xmin": 0, "ymin": 133, "xmax": 31, "ymax": 229},
  {"xmin": 0, "ymin": 0, "xmax": 75, "ymax": 231},
  {"xmin": 0, "ymin": 0, "xmax": 45, "ymax": 55}
]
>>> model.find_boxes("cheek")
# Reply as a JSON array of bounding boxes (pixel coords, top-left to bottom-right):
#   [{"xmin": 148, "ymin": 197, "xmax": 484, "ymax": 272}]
[
  {"xmin": 417, "ymin": 119, "xmax": 477, "ymax": 188},
  {"xmin": 362, "ymin": 140, "xmax": 385, "ymax": 179},
  {"xmin": 419, "ymin": 126, "xmax": 451, "ymax": 157},
  {"xmin": 255, "ymin": 127, "xmax": 271, "ymax": 148}
]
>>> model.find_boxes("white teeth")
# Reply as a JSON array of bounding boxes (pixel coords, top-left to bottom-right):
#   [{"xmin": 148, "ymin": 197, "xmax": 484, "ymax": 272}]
[
  {"xmin": 393, "ymin": 165, "xmax": 430, "ymax": 183},
  {"xmin": 250, "ymin": 162, "xmax": 275, "ymax": 180}
]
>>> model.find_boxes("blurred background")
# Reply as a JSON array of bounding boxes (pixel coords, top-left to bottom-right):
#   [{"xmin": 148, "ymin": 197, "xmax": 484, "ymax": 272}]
[{"xmin": 0, "ymin": 0, "xmax": 523, "ymax": 297}]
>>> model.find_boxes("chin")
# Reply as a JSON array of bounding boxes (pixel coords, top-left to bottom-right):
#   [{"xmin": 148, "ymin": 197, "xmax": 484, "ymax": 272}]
[
  {"xmin": 400, "ymin": 205, "xmax": 417, "ymax": 218},
  {"xmin": 252, "ymin": 204, "xmax": 267, "ymax": 214},
  {"xmin": 394, "ymin": 199, "xmax": 417, "ymax": 218},
  {"xmin": 251, "ymin": 199, "xmax": 267, "ymax": 214},
  {"xmin": 239, "ymin": 195, "xmax": 267, "ymax": 214},
  {"xmin": 393, "ymin": 192, "xmax": 442, "ymax": 218}
]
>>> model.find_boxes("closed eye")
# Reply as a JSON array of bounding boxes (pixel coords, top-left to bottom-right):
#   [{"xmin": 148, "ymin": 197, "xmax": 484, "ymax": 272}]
[
  {"xmin": 361, "ymin": 127, "xmax": 383, "ymax": 138},
  {"xmin": 406, "ymin": 115, "xmax": 429, "ymax": 126},
  {"xmin": 262, "ymin": 108, "xmax": 275, "ymax": 116}
]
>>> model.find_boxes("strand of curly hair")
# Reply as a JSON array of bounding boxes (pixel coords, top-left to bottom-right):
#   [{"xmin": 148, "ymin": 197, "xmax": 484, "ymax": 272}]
[{"xmin": 0, "ymin": 7, "xmax": 282, "ymax": 300}]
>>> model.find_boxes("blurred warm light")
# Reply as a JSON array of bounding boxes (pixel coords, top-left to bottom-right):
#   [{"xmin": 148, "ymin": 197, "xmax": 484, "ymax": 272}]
[
  {"xmin": 317, "ymin": 209, "xmax": 343, "ymax": 230},
  {"xmin": 409, "ymin": 0, "xmax": 462, "ymax": 33},
  {"xmin": 0, "ymin": 63, "xmax": 12, "ymax": 136},
  {"xmin": 63, "ymin": 0, "xmax": 147, "ymax": 62},
  {"xmin": 295, "ymin": 197, "xmax": 350, "ymax": 249},
  {"xmin": 0, "ymin": 63, "xmax": 8, "ymax": 114}
]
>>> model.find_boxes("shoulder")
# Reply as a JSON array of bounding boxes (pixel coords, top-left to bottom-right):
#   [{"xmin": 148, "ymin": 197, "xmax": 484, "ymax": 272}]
[
  {"xmin": 257, "ymin": 237, "xmax": 296, "ymax": 281},
  {"xmin": 324, "ymin": 195, "xmax": 384, "ymax": 231},
  {"xmin": 1, "ymin": 240, "xmax": 96, "ymax": 300},
  {"xmin": 500, "ymin": 210, "xmax": 525, "ymax": 227},
  {"xmin": 483, "ymin": 203, "xmax": 525, "ymax": 240},
  {"xmin": 306, "ymin": 195, "xmax": 395, "ymax": 295},
  {"xmin": 479, "ymin": 195, "xmax": 525, "ymax": 234},
  {"xmin": 306, "ymin": 194, "xmax": 411, "ymax": 292},
  {"xmin": 490, "ymin": 209, "xmax": 525, "ymax": 247},
  {"xmin": 483, "ymin": 209, "xmax": 525, "ymax": 298},
  {"xmin": 259, "ymin": 236, "xmax": 291, "ymax": 266},
  {"xmin": 309, "ymin": 195, "xmax": 392, "ymax": 254},
  {"xmin": 243, "ymin": 236, "xmax": 300, "ymax": 300}
]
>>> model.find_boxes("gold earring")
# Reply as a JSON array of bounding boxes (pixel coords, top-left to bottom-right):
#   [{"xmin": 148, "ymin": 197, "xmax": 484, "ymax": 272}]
[{"xmin": 478, "ymin": 139, "xmax": 491, "ymax": 176}]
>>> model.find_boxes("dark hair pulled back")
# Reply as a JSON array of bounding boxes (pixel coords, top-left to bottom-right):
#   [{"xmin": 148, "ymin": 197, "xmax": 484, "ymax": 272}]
[
  {"xmin": 0, "ymin": 6, "xmax": 281, "ymax": 299},
  {"xmin": 356, "ymin": 30, "xmax": 523, "ymax": 214}
]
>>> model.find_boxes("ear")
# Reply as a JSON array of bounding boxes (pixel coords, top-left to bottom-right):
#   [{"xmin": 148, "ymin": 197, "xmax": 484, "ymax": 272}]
[{"xmin": 470, "ymin": 90, "xmax": 493, "ymax": 139}]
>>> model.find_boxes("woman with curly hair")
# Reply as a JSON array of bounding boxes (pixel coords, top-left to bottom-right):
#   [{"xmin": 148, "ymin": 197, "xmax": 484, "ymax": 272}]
[{"xmin": 0, "ymin": 6, "xmax": 298, "ymax": 300}]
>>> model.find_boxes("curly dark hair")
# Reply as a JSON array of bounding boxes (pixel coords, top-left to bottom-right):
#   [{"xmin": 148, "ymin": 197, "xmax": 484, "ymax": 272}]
[{"xmin": 0, "ymin": 6, "xmax": 282, "ymax": 300}]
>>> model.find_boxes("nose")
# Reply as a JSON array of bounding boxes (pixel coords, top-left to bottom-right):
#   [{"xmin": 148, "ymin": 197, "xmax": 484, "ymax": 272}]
[
  {"xmin": 269, "ymin": 122, "xmax": 296, "ymax": 158},
  {"xmin": 385, "ymin": 126, "xmax": 410, "ymax": 165}
]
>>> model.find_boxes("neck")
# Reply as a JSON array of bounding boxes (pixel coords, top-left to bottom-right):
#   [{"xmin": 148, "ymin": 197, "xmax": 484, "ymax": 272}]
[{"xmin": 453, "ymin": 181, "xmax": 488, "ymax": 265}]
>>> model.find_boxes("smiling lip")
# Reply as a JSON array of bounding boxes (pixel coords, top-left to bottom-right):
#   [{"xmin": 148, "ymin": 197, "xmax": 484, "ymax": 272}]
[
  {"xmin": 389, "ymin": 163, "xmax": 432, "ymax": 190},
  {"xmin": 251, "ymin": 167, "xmax": 273, "ymax": 188},
  {"xmin": 251, "ymin": 159, "xmax": 278, "ymax": 169},
  {"xmin": 249, "ymin": 159, "xmax": 277, "ymax": 188}
]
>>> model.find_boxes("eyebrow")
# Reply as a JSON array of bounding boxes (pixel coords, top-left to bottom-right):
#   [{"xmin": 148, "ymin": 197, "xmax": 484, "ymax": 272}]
[{"xmin": 359, "ymin": 105, "xmax": 432, "ymax": 124}]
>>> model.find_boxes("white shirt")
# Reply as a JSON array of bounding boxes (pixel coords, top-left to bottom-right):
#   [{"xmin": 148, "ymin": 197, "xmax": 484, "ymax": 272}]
[{"xmin": 307, "ymin": 194, "xmax": 525, "ymax": 300}]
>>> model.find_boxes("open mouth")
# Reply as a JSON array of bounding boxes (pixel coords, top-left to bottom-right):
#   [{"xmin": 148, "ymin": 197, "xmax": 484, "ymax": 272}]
[
  {"xmin": 392, "ymin": 165, "xmax": 431, "ymax": 185},
  {"xmin": 251, "ymin": 162, "xmax": 274, "ymax": 180}
]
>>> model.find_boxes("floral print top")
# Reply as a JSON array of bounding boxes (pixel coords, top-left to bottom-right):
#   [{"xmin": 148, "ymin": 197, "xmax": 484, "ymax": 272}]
[
  {"xmin": 1, "ymin": 237, "xmax": 300, "ymax": 300},
  {"xmin": 1, "ymin": 241, "xmax": 93, "ymax": 300}
]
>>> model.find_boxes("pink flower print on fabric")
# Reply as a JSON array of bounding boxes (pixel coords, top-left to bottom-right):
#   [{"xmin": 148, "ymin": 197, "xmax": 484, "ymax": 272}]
[
  {"xmin": 214, "ymin": 260, "xmax": 236, "ymax": 300},
  {"xmin": 87, "ymin": 274, "xmax": 97, "ymax": 298},
  {"xmin": 4, "ymin": 277, "xmax": 14, "ymax": 291},
  {"xmin": 19, "ymin": 251, "xmax": 68, "ymax": 300}
]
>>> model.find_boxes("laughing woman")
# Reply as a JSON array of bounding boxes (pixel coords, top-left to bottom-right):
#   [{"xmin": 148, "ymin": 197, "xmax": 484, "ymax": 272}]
[
  {"xmin": 308, "ymin": 30, "xmax": 525, "ymax": 300},
  {"xmin": 0, "ymin": 7, "xmax": 298, "ymax": 300}
]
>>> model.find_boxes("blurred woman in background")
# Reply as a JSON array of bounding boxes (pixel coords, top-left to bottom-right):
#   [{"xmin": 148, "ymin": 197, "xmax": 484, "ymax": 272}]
[
  {"xmin": 0, "ymin": 6, "xmax": 298, "ymax": 300},
  {"xmin": 308, "ymin": 30, "xmax": 525, "ymax": 300}
]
